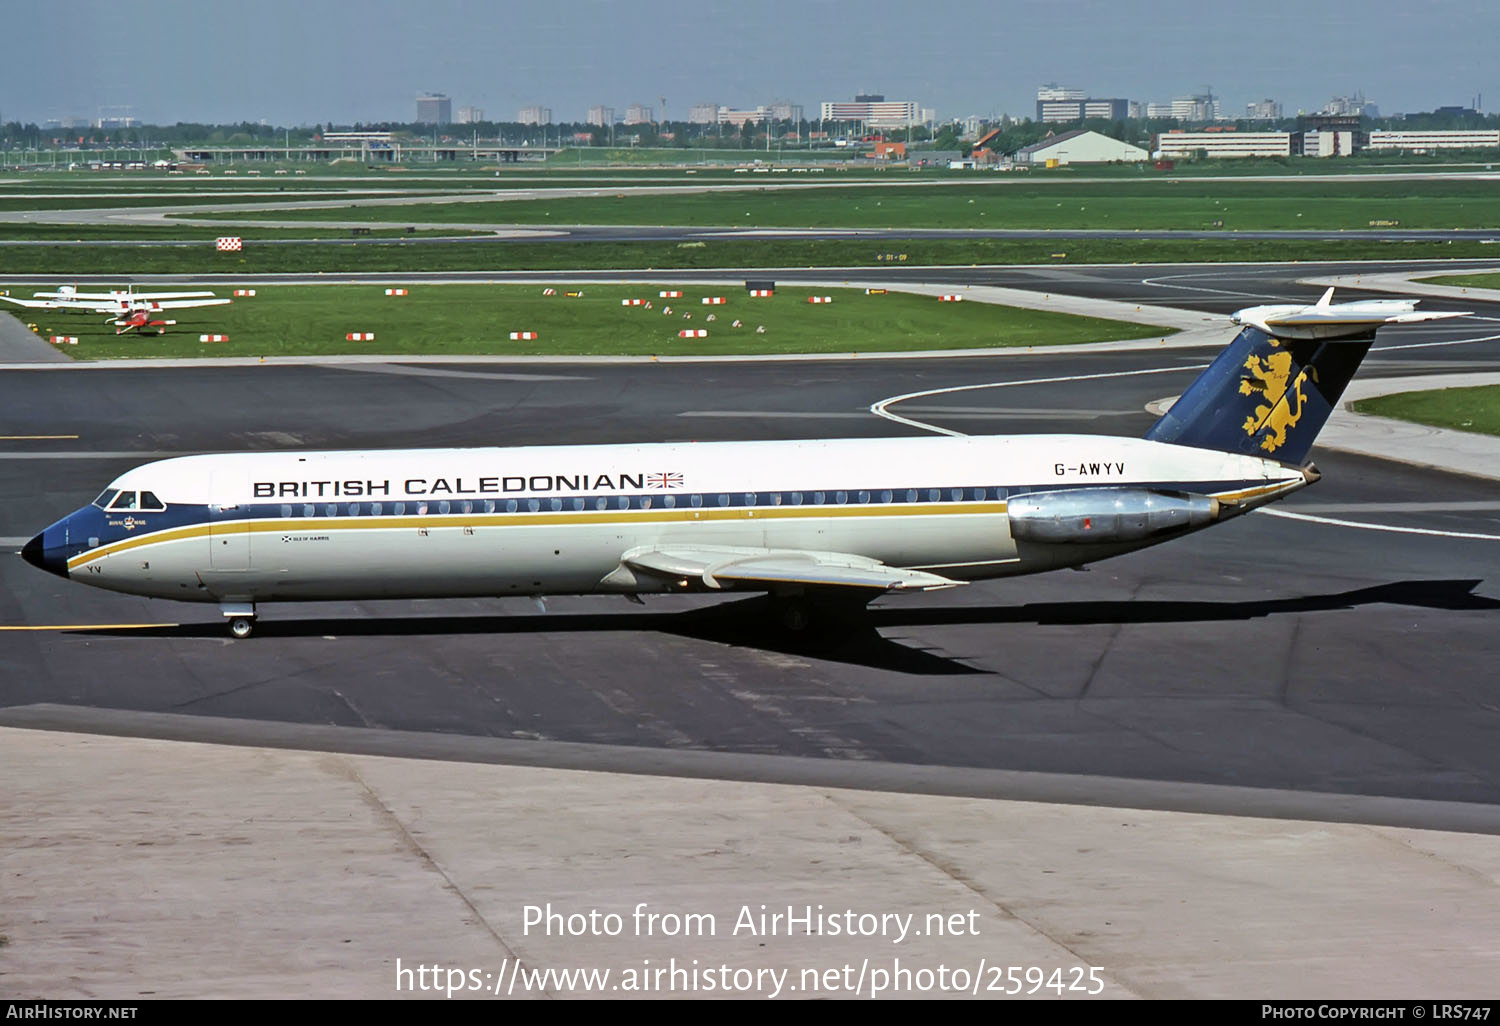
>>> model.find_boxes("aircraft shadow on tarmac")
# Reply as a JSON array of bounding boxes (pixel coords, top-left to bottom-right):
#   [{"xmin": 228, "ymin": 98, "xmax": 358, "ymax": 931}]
[{"xmin": 79, "ymin": 578, "xmax": 1499, "ymax": 677}]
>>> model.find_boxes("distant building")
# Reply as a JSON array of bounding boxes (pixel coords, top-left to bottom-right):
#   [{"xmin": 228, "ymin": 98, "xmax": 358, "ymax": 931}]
[
  {"xmin": 1154, "ymin": 130, "xmax": 1292, "ymax": 158},
  {"xmin": 1013, "ymin": 129, "xmax": 1147, "ymax": 165},
  {"xmin": 766, "ymin": 100, "xmax": 804, "ymax": 123},
  {"xmin": 1245, "ymin": 99, "xmax": 1282, "ymax": 121},
  {"xmin": 586, "ymin": 106, "xmax": 615, "ymax": 128},
  {"xmin": 1171, "ymin": 94, "xmax": 1221, "ymax": 122},
  {"xmin": 517, "ymin": 106, "xmax": 552, "ymax": 126},
  {"xmin": 819, "ymin": 98, "xmax": 922, "ymax": 128},
  {"xmin": 1367, "ymin": 129, "xmax": 1500, "ymax": 152},
  {"xmin": 1145, "ymin": 102, "xmax": 1174, "ymax": 119},
  {"xmin": 687, "ymin": 103, "xmax": 720, "ymax": 125},
  {"xmin": 416, "ymin": 93, "xmax": 451, "ymax": 125},
  {"xmin": 455, "ymin": 106, "xmax": 484, "ymax": 124},
  {"xmin": 1035, "ymin": 86, "xmax": 1127, "ymax": 123},
  {"xmin": 1321, "ymin": 93, "xmax": 1378, "ymax": 118},
  {"xmin": 718, "ymin": 107, "xmax": 766, "ymax": 127},
  {"xmin": 623, "ymin": 104, "xmax": 654, "ymax": 125}
]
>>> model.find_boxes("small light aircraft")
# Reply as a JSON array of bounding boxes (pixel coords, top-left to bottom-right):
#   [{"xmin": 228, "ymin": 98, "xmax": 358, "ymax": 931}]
[
  {"xmin": 0, "ymin": 285, "xmax": 231, "ymax": 336},
  {"xmin": 18, "ymin": 291, "xmax": 1469, "ymax": 637}
]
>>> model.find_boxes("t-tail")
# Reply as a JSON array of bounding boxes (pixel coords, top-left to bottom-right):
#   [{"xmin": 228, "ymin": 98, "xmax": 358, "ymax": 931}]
[{"xmin": 1145, "ymin": 289, "xmax": 1469, "ymax": 464}]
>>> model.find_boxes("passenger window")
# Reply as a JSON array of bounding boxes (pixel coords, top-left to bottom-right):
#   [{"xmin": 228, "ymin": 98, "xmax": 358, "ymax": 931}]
[
  {"xmin": 438, "ymin": 500, "xmax": 450, "ymax": 515},
  {"xmin": 640, "ymin": 496, "xmax": 652, "ymax": 510},
  {"xmin": 417, "ymin": 503, "xmax": 429, "ymax": 516},
  {"xmin": 461, "ymin": 501, "xmax": 472, "ymax": 515},
  {"xmin": 835, "ymin": 491, "xmax": 847, "ymax": 504},
  {"xmin": 770, "ymin": 493, "xmax": 782, "ymax": 506},
  {"xmin": 280, "ymin": 504, "xmax": 292, "ymax": 518},
  {"xmin": 905, "ymin": 489, "xmax": 916, "ymax": 503},
  {"xmin": 928, "ymin": 489, "xmax": 940, "ymax": 502},
  {"xmin": 690, "ymin": 494, "xmax": 703, "ymax": 508},
  {"xmin": 951, "ymin": 489, "xmax": 962, "ymax": 502},
  {"xmin": 325, "ymin": 503, "xmax": 336, "ymax": 517},
  {"xmin": 662, "ymin": 495, "xmax": 675, "ymax": 509},
  {"xmin": 526, "ymin": 499, "xmax": 540, "ymax": 513},
  {"xmin": 482, "ymin": 500, "xmax": 494, "ymax": 513},
  {"xmin": 595, "ymin": 497, "xmax": 608, "ymax": 511},
  {"xmin": 371, "ymin": 502, "xmax": 382, "ymax": 515},
  {"xmin": 571, "ymin": 498, "xmax": 584, "ymax": 511},
  {"xmin": 616, "ymin": 496, "xmax": 629, "ymax": 510},
  {"xmin": 549, "ymin": 498, "xmax": 562, "ymax": 512},
  {"xmin": 879, "ymin": 490, "xmax": 892, "ymax": 503},
  {"xmin": 303, "ymin": 504, "xmax": 314, "ymax": 518},
  {"xmin": 744, "ymin": 492, "xmax": 757, "ymax": 506},
  {"xmin": 717, "ymin": 494, "xmax": 729, "ymax": 507},
  {"xmin": 506, "ymin": 500, "xmax": 519, "ymax": 513},
  {"xmin": 789, "ymin": 492, "xmax": 802, "ymax": 505},
  {"xmin": 813, "ymin": 491, "xmax": 825, "ymax": 504},
  {"xmin": 857, "ymin": 491, "xmax": 870, "ymax": 503},
  {"xmin": 394, "ymin": 502, "xmax": 405, "ymax": 515}
]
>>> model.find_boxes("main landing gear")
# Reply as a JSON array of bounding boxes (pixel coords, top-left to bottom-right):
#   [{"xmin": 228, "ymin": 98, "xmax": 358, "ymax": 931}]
[{"xmin": 220, "ymin": 602, "xmax": 256, "ymax": 639}]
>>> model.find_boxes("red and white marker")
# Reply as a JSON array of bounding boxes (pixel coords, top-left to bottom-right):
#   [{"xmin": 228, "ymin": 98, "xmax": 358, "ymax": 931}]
[
  {"xmin": 678, "ymin": 329, "xmax": 708, "ymax": 338},
  {"xmin": 701, "ymin": 296, "xmax": 726, "ymax": 305},
  {"xmin": 346, "ymin": 332, "xmax": 376, "ymax": 341},
  {"xmin": 199, "ymin": 334, "xmax": 230, "ymax": 343},
  {"xmin": 384, "ymin": 288, "xmax": 408, "ymax": 296},
  {"xmin": 939, "ymin": 294, "xmax": 963, "ymax": 302},
  {"xmin": 509, "ymin": 331, "xmax": 538, "ymax": 340},
  {"xmin": 621, "ymin": 298, "xmax": 645, "ymax": 306},
  {"xmin": 659, "ymin": 290, "xmax": 682, "ymax": 298},
  {"xmin": 807, "ymin": 296, "xmax": 833, "ymax": 304},
  {"xmin": 215, "ymin": 237, "xmax": 242, "ymax": 252},
  {"xmin": 48, "ymin": 335, "xmax": 78, "ymax": 345},
  {"xmin": 233, "ymin": 289, "xmax": 256, "ymax": 297},
  {"xmin": 748, "ymin": 289, "xmax": 773, "ymax": 297},
  {"xmin": 542, "ymin": 288, "xmax": 557, "ymax": 296}
]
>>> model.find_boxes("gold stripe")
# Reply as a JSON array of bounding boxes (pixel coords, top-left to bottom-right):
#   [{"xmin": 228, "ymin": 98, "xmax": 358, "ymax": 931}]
[
  {"xmin": 67, "ymin": 502, "xmax": 1010, "ymax": 570},
  {"xmin": 0, "ymin": 623, "xmax": 177, "ymax": 631}
]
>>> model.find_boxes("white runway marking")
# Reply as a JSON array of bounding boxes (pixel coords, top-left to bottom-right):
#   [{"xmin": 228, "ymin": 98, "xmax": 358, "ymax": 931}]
[
  {"xmin": 1377, "ymin": 331, "xmax": 1500, "ymax": 353},
  {"xmin": 869, "ymin": 364, "xmax": 1205, "ymax": 436},
  {"xmin": 1257, "ymin": 507, "xmax": 1500, "ymax": 542}
]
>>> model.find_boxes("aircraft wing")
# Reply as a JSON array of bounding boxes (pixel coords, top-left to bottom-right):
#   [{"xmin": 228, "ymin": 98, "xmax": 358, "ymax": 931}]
[
  {"xmin": 37, "ymin": 290, "xmax": 218, "ymax": 302},
  {"xmin": 155, "ymin": 298, "xmax": 232, "ymax": 309},
  {"xmin": 0, "ymin": 295, "xmax": 58, "ymax": 309},
  {"xmin": 622, "ymin": 546, "xmax": 965, "ymax": 592}
]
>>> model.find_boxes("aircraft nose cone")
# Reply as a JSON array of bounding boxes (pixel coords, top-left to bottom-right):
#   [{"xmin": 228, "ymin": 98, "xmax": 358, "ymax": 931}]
[{"xmin": 20, "ymin": 532, "xmax": 68, "ymax": 578}]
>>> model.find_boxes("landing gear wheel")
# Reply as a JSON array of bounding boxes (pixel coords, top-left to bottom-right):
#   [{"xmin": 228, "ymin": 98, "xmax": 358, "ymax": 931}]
[{"xmin": 228, "ymin": 616, "xmax": 255, "ymax": 639}]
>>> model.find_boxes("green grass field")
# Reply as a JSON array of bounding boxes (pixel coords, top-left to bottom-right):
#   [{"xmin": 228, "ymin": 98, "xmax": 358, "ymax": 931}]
[
  {"xmin": 15, "ymin": 284, "xmax": 1164, "ymax": 361},
  {"xmin": 1353, "ymin": 385, "xmax": 1500, "ymax": 436},
  {"xmin": 1414, "ymin": 272, "xmax": 1500, "ymax": 290},
  {"xmin": 176, "ymin": 177, "xmax": 1500, "ymax": 231}
]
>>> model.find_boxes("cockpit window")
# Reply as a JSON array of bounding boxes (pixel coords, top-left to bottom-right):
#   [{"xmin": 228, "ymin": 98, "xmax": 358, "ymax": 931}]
[
  {"xmin": 138, "ymin": 491, "xmax": 166, "ymax": 511},
  {"xmin": 92, "ymin": 489, "xmax": 119, "ymax": 509},
  {"xmin": 107, "ymin": 491, "xmax": 139, "ymax": 511}
]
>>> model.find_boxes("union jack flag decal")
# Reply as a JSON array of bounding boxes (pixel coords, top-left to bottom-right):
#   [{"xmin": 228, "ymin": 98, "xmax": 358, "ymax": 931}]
[{"xmin": 646, "ymin": 472, "xmax": 684, "ymax": 489}]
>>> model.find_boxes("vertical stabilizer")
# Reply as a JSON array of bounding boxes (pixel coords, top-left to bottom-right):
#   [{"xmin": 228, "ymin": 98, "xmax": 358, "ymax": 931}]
[{"xmin": 1144, "ymin": 326, "xmax": 1372, "ymax": 464}]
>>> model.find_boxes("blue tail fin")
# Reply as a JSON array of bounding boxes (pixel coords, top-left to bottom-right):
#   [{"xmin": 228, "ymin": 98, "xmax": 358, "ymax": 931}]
[{"xmin": 1144, "ymin": 326, "xmax": 1373, "ymax": 465}]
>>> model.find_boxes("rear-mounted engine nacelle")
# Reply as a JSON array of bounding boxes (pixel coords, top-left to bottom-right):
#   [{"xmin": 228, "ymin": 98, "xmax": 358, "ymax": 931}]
[{"xmin": 1008, "ymin": 487, "xmax": 1220, "ymax": 544}]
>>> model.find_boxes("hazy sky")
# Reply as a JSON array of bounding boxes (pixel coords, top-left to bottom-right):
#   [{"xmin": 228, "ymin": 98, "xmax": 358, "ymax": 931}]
[{"xmin": 5, "ymin": 0, "xmax": 1495, "ymax": 125}]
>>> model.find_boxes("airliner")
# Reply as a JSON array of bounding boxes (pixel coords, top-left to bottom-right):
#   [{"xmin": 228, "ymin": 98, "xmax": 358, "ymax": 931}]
[{"xmin": 19, "ymin": 292, "xmax": 1465, "ymax": 638}]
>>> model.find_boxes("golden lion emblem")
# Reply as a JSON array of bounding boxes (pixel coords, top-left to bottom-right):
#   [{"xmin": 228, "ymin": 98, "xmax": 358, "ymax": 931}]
[{"xmin": 1239, "ymin": 345, "xmax": 1309, "ymax": 453}]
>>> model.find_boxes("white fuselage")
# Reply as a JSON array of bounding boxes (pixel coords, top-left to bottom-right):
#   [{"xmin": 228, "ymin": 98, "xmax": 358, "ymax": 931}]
[{"xmin": 38, "ymin": 434, "xmax": 1308, "ymax": 608}]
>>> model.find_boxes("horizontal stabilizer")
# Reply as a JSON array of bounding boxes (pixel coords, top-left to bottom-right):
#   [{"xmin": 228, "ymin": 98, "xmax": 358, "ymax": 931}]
[
  {"xmin": 1232, "ymin": 288, "xmax": 1469, "ymax": 340},
  {"xmin": 622, "ymin": 546, "xmax": 964, "ymax": 592}
]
